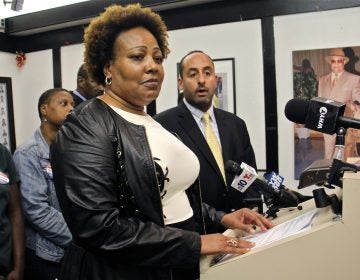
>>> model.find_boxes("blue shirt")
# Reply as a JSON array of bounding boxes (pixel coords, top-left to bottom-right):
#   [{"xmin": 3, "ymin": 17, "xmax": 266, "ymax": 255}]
[
  {"xmin": 13, "ymin": 127, "xmax": 72, "ymax": 262},
  {"xmin": 72, "ymin": 89, "xmax": 86, "ymax": 102}
]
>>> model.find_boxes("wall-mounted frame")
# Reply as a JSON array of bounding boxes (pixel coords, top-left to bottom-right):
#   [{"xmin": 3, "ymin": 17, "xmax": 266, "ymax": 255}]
[
  {"xmin": 213, "ymin": 58, "xmax": 236, "ymax": 114},
  {"xmin": 177, "ymin": 57, "xmax": 236, "ymax": 114},
  {"xmin": 292, "ymin": 46, "xmax": 360, "ymax": 179},
  {"xmin": 0, "ymin": 77, "xmax": 16, "ymax": 153}
]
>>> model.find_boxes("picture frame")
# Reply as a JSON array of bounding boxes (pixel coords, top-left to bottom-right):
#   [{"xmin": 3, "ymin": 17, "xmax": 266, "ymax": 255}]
[
  {"xmin": 292, "ymin": 46, "xmax": 360, "ymax": 179},
  {"xmin": 0, "ymin": 77, "xmax": 16, "ymax": 153},
  {"xmin": 177, "ymin": 57, "xmax": 236, "ymax": 114},
  {"xmin": 213, "ymin": 58, "xmax": 236, "ymax": 114}
]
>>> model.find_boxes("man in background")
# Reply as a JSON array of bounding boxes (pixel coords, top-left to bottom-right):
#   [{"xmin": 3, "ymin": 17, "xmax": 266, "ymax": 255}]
[
  {"xmin": 318, "ymin": 48, "xmax": 360, "ymax": 158},
  {"xmin": 155, "ymin": 50, "xmax": 259, "ymax": 217},
  {"xmin": 72, "ymin": 64, "xmax": 104, "ymax": 107}
]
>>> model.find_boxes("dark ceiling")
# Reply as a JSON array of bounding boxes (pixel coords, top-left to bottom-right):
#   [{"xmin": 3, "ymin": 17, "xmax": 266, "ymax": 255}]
[
  {"xmin": 4, "ymin": 0, "xmax": 224, "ymax": 36},
  {"xmin": 4, "ymin": 0, "xmax": 360, "ymax": 37}
]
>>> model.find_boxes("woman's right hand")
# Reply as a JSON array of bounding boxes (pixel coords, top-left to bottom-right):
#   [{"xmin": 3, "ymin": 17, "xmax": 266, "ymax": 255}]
[{"xmin": 200, "ymin": 234, "xmax": 255, "ymax": 255}]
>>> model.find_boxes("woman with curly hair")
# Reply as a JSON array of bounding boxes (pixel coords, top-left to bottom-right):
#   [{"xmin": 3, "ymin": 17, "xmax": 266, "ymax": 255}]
[{"xmin": 51, "ymin": 4, "xmax": 272, "ymax": 280}]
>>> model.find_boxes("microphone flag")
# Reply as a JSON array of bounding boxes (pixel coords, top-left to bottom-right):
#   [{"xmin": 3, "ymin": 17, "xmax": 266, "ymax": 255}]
[
  {"xmin": 305, "ymin": 97, "xmax": 345, "ymax": 134},
  {"xmin": 230, "ymin": 162, "xmax": 257, "ymax": 193}
]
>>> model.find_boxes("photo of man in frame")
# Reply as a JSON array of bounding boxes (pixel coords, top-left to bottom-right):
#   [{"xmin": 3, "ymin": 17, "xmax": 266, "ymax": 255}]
[{"xmin": 292, "ymin": 46, "xmax": 360, "ymax": 179}]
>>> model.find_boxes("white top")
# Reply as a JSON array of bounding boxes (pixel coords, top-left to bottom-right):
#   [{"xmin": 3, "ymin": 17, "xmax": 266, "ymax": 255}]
[{"xmin": 110, "ymin": 105, "xmax": 200, "ymax": 225}]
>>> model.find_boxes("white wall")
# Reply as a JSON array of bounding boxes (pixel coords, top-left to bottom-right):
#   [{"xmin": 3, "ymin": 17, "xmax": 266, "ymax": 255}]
[
  {"xmin": 274, "ymin": 7, "xmax": 360, "ymax": 188},
  {"xmin": 61, "ymin": 43, "xmax": 85, "ymax": 90},
  {"xmin": 0, "ymin": 46, "xmax": 81, "ymax": 148},
  {"xmin": 0, "ymin": 49, "xmax": 53, "ymax": 147}
]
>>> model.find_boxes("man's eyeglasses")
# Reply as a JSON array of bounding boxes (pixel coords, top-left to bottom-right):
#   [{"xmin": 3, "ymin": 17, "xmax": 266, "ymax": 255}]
[{"xmin": 330, "ymin": 59, "xmax": 344, "ymax": 64}]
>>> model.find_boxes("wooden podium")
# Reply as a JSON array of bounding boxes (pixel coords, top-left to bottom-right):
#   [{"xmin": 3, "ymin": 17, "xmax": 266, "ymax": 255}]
[{"xmin": 201, "ymin": 171, "xmax": 360, "ymax": 280}]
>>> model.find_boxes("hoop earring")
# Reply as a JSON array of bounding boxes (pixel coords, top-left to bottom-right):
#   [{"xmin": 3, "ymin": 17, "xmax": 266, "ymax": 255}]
[{"xmin": 105, "ymin": 77, "xmax": 112, "ymax": 86}]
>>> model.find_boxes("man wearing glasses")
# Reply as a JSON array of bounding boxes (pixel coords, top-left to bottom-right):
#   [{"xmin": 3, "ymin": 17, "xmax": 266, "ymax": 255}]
[{"xmin": 318, "ymin": 47, "xmax": 360, "ymax": 159}]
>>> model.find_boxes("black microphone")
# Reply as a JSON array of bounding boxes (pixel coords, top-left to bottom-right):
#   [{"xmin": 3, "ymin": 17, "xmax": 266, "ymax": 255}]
[
  {"xmin": 225, "ymin": 160, "xmax": 302, "ymax": 208},
  {"xmin": 225, "ymin": 160, "xmax": 278, "ymax": 195},
  {"xmin": 284, "ymin": 97, "xmax": 360, "ymax": 134}
]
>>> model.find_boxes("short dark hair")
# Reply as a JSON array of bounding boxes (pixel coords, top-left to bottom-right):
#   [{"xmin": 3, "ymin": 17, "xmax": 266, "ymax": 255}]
[
  {"xmin": 37, "ymin": 88, "xmax": 69, "ymax": 120},
  {"xmin": 77, "ymin": 64, "xmax": 88, "ymax": 79},
  {"xmin": 178, "ymin": 50, "xmax": 214, "ymax": 78},
  {"xmin": 84, "ymin": 3, "xmax": 170, "ymax": 86}
]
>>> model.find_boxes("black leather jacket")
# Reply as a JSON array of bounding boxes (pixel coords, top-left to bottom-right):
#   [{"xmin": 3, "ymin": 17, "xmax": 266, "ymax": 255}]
[{"xmin": 50, "ymin": 99, "xmax": 224, "ymax": 280}]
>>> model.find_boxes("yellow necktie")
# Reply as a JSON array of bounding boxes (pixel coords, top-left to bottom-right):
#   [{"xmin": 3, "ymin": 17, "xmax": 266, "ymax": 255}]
[
  {"xmin": 332, "ymin": 74, "xmax": 338, "ymax": 87},
  {"xmin": 202, "ymin": 112, "xmax": 225, "ymax": 181}
]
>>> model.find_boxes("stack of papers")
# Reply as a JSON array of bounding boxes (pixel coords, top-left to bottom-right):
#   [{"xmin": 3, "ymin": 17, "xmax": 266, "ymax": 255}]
[{"xmin": 210, "ymin": 209, "xmax": 318, "ymax": 266}]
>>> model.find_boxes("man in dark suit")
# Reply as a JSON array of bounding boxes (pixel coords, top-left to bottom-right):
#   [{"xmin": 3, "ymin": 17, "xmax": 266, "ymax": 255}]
[
  {"xmin": 71, "ymin": 64, "xmax": 104, "ymax": 107},
  {"xmin": 155, "ymin": 50, "xmax": 259, "ymax": 213}
]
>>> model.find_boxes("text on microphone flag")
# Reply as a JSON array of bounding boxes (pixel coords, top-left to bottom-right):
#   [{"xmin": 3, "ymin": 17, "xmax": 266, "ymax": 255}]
[{"xmin": 230, "ymin": 162, "xmax": 258, "ymax": 193}]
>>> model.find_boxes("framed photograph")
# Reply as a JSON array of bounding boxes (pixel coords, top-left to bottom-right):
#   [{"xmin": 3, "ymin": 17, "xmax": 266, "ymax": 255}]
[
  {"xmin": 213, "ymin": 58, "xmax": 236, "ymax": 114},
  {"xmin": 0, "ymin": 77, "xmax": 16, "ymax": 153},
  {"xmin": 292, "ymin": 46, "xmax": 360, "ymax": 179},
  {"xmin": 176, "ymin": 57, "xmax": 236, "ymax": 114}
]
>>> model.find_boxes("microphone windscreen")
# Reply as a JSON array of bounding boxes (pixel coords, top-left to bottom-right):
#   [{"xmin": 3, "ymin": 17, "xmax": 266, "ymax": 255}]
[
  {"xmin": 284, "ymin": 98, "xmax": 309, "ymax": 124},
  {"xmin": 224, "ymin": 160, "xmax": 239, "ymax": 174}
]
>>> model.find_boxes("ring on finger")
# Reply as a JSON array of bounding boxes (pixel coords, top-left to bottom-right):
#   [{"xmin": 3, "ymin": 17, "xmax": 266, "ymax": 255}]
[{"xmin": 226, "ymin": 238, "xmax": 239, "ymax": 248}]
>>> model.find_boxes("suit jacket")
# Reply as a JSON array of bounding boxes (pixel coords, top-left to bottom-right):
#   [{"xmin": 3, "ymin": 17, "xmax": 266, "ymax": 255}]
[
  {"xmin": 318, "ymin": 71, "xmax": 360, "ymax": 158},
  {"xmin": 154, "ymin": 102, "xmax": 258, "ymax": 213},
  {"xmin": 318, "ymin": 71, "xmax": 360, "ymax": 106}
]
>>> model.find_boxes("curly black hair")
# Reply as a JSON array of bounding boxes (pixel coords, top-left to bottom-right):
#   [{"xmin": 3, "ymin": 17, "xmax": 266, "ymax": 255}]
[{"xmin": 83, "ymin": 3, "xmax": 170, "ymax": 86}]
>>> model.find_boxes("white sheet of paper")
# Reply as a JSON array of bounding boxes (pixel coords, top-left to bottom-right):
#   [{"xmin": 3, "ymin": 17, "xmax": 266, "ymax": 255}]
[{"xmin": 211, "ymin": 209, "xmax": 318, "ymax": 265}]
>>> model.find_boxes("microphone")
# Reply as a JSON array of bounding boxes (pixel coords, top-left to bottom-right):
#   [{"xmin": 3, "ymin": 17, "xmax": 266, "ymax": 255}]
[
  {"xmin": 224, "ymin": 160, "xmax": 262, "ymax": 193},
  {"xmin": 285, "ymin": 97, "xmax": 360, "ymax": 189},
  {"xmin": 225, "ymin": 160, "xmax": 303, "ymax": 209},
  {"xmin": 224, "ymin": 160, "xmax": 281, "ymax": 198},
  {"xmin": 263, "ymin": 171, "xmax": 284, "ymax": 193},
  {"xmin": 284, "ymin": 97, "xmax": 360, "ymax": 135},
  {"xmin": 225, "ymin": 160, "xmax": 277, "ymax": 214}
]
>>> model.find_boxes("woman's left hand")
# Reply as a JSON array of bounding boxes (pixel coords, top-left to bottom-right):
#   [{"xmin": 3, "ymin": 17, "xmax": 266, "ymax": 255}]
[{"xmin": 220, "ymin": 208, "xmax": 274, "ymax": 234}]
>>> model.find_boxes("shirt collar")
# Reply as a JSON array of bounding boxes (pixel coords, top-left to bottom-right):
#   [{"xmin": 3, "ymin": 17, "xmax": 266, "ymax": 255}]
[
  {"xmin": 183, "ymin": 98, "xmax": 216, "ymax": 123},
  {"xmin": 73, "ymin": 89, "xmax": 87, "ymax": 101},
  {"xmin": 34, "ymin": 127, "xmax": 50, "ymax": 158},
  {"xmin": 332, "ymin": 71, "xmax": 343, "ymax": 80}
]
